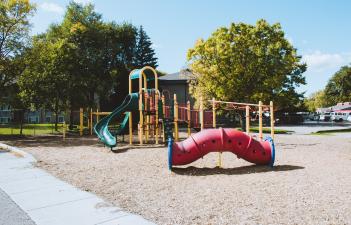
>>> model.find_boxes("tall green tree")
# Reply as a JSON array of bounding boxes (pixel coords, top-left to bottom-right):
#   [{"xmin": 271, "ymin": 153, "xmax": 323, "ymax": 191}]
[
  {"xmin": 324, "ymin": 65, "xmax": 351, "ymax": 105},
  {"xmin": 304, "ymin": 90, "xmax": 327, "ymax": 112},
  {"xmin": 0, "ymin": 0, "xmax": 35, "ymax": 98},
  {"xmin": 187, "ymin": 19, "xmax": 306, "ymax": 110},
  {"xmin": 18, "ymin": 1, "xmax": 145, "ymax": 129},
  {"xmin": 134, "ymin": 26, "xmax": 158, "ymax": 68},
  {"xmin": 19, "ymin": 38, "xmax": 70, "ymax": 130}
]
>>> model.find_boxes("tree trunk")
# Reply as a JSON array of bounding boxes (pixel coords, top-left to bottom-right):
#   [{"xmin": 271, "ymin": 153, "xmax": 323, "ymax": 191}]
[
  {"xmin": 19, "ymin": 109, "xmax": 24, "ymax": 135},
  {"xmin": 54, "ymin": 97, "xmax": 59, "ymax": 131},
  {"xmin": 54, "ymin": 112, "xmax": 58, "ymax": 131}
]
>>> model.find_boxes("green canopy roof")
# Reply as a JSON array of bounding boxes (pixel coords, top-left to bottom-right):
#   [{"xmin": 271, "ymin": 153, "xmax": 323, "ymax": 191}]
[{"xmin": 130, "ymin": 69, "xmax": 155, "ymax": 81}]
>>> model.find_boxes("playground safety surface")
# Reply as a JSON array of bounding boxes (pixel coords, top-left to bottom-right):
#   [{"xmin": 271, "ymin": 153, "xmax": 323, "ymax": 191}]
[{"xmin": 3, "ymin": 132, "xmax": 351, "ymax": 225}]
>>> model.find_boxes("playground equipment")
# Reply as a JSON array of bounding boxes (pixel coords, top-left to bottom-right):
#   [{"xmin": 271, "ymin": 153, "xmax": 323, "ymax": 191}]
[
  {"xmin": 89, "ymin": 65, "xmax": 276, "ymax": 169},
  {"xmin": 167, "ymin": 98, "xmax": 275, "ymax": 169},
  {"xmin": 93, "ymin": 66, "xmax": 161, "ymax": 148},
  {"xmin": 168, "ymin": 128, "xmax": 275, "ymax": 169}
]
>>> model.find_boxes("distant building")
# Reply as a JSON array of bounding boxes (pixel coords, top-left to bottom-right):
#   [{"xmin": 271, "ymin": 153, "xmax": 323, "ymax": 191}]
[
  {"xmin": 0, "ymin": 104, "xmax": 65, "ymax": 124},
  {"xmin": 159, "ymin": 69, "xmax": 195, "ymax": 105},
  {"xmin": 0, "ymin": 105, "xmax": 12, "ymax": 124},
  {"xmin": 317, "ymin": 102, "xmax": 351, "ymax": 113}
]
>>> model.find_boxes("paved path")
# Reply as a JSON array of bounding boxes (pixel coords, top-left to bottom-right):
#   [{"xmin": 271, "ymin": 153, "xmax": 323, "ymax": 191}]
[
  {"xmin": 0, "ymin": 188, "xmax": 36, "ymax": 225},
  {"xmin": 0, "ymin": 144, "xmax": 155, "ymax": 225},
  {"xmin": 277, "ymin": 124, "xmax": 351, "ymax": 135}
]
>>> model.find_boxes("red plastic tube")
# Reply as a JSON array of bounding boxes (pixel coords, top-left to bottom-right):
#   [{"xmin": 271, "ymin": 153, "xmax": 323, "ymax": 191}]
[{"xmin": 168, "ymin": 128, "xmax": 275, "ymax": 169}]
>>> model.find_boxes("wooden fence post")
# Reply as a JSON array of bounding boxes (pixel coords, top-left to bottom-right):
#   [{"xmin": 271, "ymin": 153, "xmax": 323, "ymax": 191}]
[
  {"xmin": 187, "ymin": 100, "xmax": 191, "ymax": 137},
  {"xmin": 200, "ymin": 96, "xmax": 204, "ymax": 131},
  {"xmin": 270, "ymin": 101, "xmax": 274, "ymax": 140},
  {"xmin": 246, "ymin": 105, "xmax": 250, "ymax": 134},
  {"xmin": 79, "ymin": 108, "xmax": 83, "ymax": 136},
  {"xmin": 174, "ymin": 94, "xmax": 179, "ymax": 141},
  {"xmin": 258, "ymin": 101, "xmax": 263, "ymax": 140}
]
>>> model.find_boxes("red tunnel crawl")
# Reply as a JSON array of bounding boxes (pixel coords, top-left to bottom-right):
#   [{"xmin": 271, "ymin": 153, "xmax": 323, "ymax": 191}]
[{"xmin": 169, "ymin": 128, "xmax": 275, "ymax": 167}]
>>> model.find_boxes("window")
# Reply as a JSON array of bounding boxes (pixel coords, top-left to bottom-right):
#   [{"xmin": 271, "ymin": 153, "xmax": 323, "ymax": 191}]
[
  {"xmin": 29, "ymin": 116, "xmax": 39, "ymax": 123},
  {"xmin": 0, "ymin": 117, "xmax": 9, "ymax": 123},
  {"xmin": 58, "ymin": 116, "xmax": 64, "ymax": 123}
]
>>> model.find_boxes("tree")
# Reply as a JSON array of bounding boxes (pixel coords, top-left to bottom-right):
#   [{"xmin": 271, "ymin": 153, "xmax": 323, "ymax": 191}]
[
  {"xmin": 187, "ymin": 19, "xmax": 306, "ymax": 111},
  {"xmin": 134, "ymin": 26, "xmax": 158, "ymax": 68},
  {"xmin": 18, "ymin": 2, "xmax": 147, "ymax": 130},
  {"xmin": 19, "ymin": 38, "xmax": 70, "ymax": 130},
  {"xmin": 324, "ymin": 65, "xmax": 351, "ymax": 106},
  {"xmin": 4, "ymin": 53, "xmax": 29, "ymax": 134},
  {"xmin": 304, "ymin": 90, "xmax": 327, "ymax": 112},
  {"xmin": 0, "ymin": 0, "xmax": 35, "ymax": 98}
]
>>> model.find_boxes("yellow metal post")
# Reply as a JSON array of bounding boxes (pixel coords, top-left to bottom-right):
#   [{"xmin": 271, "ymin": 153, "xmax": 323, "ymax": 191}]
[
  {"xmin": 139, "ymin": 73, "xmax": 143, "ymax": 145},
  {"xmin": 129, "ymin": 72, "xmax": 133, "ymax": 145},
  {"xmin": 200, "ymin": 96, "xmax": 204, "ymax": 131},
  {"xmin": 174, "ymin": 94, "xmax": 179, "ymax": 141},
  {"xmin": 79, "ymin": 108, "xmax": 83, "ymax": 136},
  {"xmin": 212, "ymin": 97, "xmax": 216, "ymax": 128},
  {"xmin": 162, "ymin": 95, "xmax": 166, "ymax": 143},
  {"xmin": 187, "ymin": 100, "xmax": 191, "ymax": 137},
  {"xmin": 258, "ymin": 101, "xmax": 263, "ymax": 140},
  {"xmin": 129, "ymin": 112, "xmax": 133, "ymax": 145},
  {"xmin": 90, "ymin": 108, "xmax": 93, "ymax": 135},
  {"xmin": 213, "ymin": 98, "xmax": 222, "ymax": 168},
  {"xmin": 87, "ymin": 110, "xmax": 90, "ymax": 133},
  {"xmin": 246, "ymin": 105, "xmax": 250, "ymax": 134},
  {"xmin": 155, "ymin": 92, "xmax": 159, "ymax": 144},
  {"xmin": 270, "ymin": 101, "xmax": 274, "ymax": 140}
]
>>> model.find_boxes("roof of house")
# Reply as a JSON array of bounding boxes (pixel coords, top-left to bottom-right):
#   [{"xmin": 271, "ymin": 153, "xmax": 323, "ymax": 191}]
[
  {"xmin": 159, "ymin": 70, "xmax": 194, "ymax": 81},
  {"xmin": 330, "ymin": 103, "xmax": 351, "ymax": 111},
  {"xmin": 317, "ymin": 102, "xmax": 351, "ymax": 112},
  {"xmin": 334, "ymin": 110, "xmax": 351, "ymax": 113}
]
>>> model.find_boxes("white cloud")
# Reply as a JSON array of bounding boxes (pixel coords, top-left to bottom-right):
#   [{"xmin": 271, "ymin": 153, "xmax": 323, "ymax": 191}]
[
  {"xmin": 302, "ymin": 51, "xmax": 349, "ymax": 72},
  {"xmin": 73, "ymin": 0, "xmax": 92, "ymax": 5},
  {"xmin": 39, "ymin": 2, "xmax": 64, "ymax": 14}
]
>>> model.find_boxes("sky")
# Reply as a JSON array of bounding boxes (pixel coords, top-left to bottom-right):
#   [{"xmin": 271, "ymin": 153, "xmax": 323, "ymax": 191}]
[{"xmin": 29, "ymin": 0, "xmax": 351, "ymax": 96}]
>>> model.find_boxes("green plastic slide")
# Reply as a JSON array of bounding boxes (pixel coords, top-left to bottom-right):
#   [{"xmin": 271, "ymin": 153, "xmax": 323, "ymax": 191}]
[{"xmin": 94, "ymin": 93, "xmax": 139, "ymax": 148}]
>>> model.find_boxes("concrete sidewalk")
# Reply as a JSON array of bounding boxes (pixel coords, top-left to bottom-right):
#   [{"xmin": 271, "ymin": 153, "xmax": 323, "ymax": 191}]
[{"xmin": 0, "ymin": 144, "xmax": 155, "ymax": 225}]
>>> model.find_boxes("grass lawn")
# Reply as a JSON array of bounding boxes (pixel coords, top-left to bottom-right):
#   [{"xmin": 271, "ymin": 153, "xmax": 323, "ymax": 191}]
[
  {"xmin": 250, "ymin": 127, "xmax": 291, "ymax": 134},
  {"xmin": 311, "ymin": 128, "xmax": 351, "ymax": 135},
  {"xmin": 236, "ymin": 127, "xmax": 291, "ymax": 134},
  {"xmin": 0, "ymin": 124, "xmax": 66, "ymax": 135}
]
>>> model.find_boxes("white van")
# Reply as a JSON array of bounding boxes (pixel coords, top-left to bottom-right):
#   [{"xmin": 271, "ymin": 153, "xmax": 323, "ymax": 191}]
[{"xmin": 331, "ymin": 111, "xmax": 351, "ymax": 122}]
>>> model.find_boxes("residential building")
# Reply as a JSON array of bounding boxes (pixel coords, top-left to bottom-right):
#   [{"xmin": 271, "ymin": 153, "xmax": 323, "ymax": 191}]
[
  {"xmin": 159, "ymin": 69, "xmax": 195, "ymax": 105},
  {"xmin": 0, "ymin": 104, "xmax": 65, "ymax": 124},
  {"xmin": 317, "ymin": 102, "xmax": 351, "ymax": 114}
]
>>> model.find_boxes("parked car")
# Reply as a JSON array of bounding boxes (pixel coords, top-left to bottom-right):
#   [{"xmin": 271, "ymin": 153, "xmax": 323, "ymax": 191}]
[
  {"xmin": 331, "ymin": 111, "xmax": 351, "ymax": 122},
  {"xmin": 308, "ymin": 113, "xmax": 320, "ymax": 121},
  {"xmin": 275, "ymin": 112, "xmax": 304, "ymax": 125},
  {"xmin": 319, "ymin": 112, "xmax": 331, "ymax": 121}
]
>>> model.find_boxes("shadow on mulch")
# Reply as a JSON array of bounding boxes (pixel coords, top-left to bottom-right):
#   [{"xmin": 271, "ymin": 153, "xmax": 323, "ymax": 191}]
[
  {"xmin": 171, "ymin": 165, "xmax": 304, "ymax": 176},
  {"xmin": 0, "ymin": 135, "xmax": 101, "ymax": 148},
  {"xmin": 0, "ymin": 135, "xmax": 167, "ymax": 150}
]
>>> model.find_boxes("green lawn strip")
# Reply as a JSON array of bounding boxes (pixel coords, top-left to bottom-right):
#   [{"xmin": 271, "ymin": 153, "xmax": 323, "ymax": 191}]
[
  {"xmin": 311, "ymin": 128, "xmax": 351, "ymax": 135},
  {"xmin": 0, "ymin": 123, "xmax": 65, "ymax": 135},
  {"xmin": 237, "ymin": 127, "xmax": 291, "ymax": 134}
]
